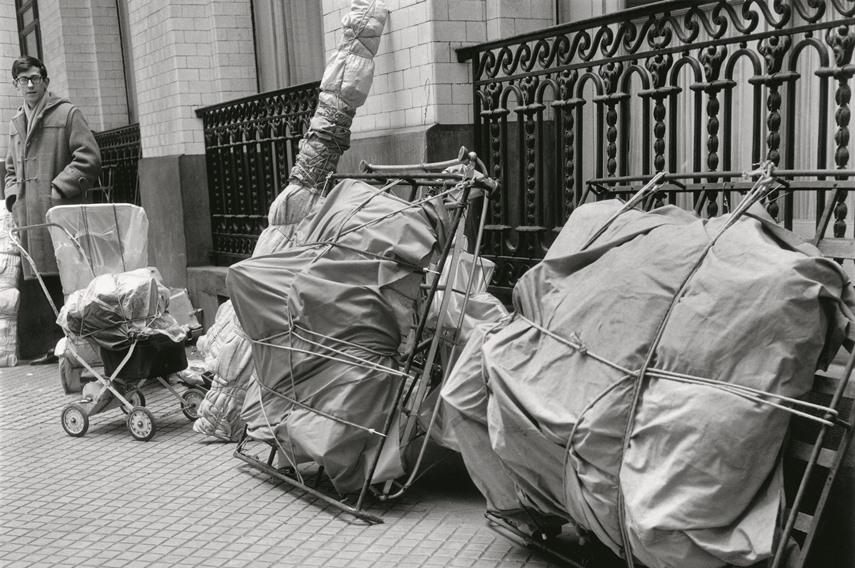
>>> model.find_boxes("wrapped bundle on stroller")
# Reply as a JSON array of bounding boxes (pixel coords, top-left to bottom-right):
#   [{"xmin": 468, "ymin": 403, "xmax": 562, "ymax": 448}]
[{"xmin": 12, "ymin": 204, "xmax": 205, "ymax": 441}]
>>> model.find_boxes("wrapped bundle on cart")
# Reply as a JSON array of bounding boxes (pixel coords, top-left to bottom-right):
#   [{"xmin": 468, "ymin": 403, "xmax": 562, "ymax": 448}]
[{"xmin": 12, "ymin": 204, "xmax": 204, "ymax": 441}]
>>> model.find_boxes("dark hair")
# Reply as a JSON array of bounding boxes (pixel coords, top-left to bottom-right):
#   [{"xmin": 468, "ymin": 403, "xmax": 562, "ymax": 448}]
[{"xmin": 11, "ymin": 56, "xmax": 47, "ymax": 80}]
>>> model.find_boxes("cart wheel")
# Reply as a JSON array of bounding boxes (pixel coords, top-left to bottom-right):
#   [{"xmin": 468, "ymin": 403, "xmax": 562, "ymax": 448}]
[
  {"xmin": 126, "ymin": 407, "xmax": 156, "ymax": 441},
  {"xmin": 120, "ymin": 388, "xmax": 146, "ymax": 415},
  {"xmin": 180, "ymin": 388, "xmax": 206, "ymax": 421},
  {"xmin": 61, "ymin": 403, "xmax": 89, "ymax": 437}
]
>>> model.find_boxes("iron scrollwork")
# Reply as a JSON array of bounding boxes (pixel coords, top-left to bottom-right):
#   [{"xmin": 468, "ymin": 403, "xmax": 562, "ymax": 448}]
[
  {"xmin": 196, "ymin": 82, "xmax": 320, "ymax": 265},
  {"xmin": 458, "ymin": 0, "xmax": 855, "ymax": 301}
]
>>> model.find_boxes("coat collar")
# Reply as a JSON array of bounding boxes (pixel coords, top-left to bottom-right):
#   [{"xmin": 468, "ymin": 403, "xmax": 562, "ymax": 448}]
[{"xmin": 11, "ymin": 92, "xmax": 71, "ymax": 142}]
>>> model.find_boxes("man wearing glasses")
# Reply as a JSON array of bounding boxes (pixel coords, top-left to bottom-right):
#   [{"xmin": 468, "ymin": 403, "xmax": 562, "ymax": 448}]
[{"xmin": 3, "ymin": 55, "xmax": 101, "ymax": 365}]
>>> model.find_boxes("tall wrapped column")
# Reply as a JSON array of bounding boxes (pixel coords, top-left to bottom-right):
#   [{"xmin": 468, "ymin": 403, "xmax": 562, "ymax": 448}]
[
  {"xmin": 268, "ymin": 0, "xmax": 388, "ymax": 226},
  {"xmin": 194, "ymin": 0, "xmax": 388, "ymax": 441}
]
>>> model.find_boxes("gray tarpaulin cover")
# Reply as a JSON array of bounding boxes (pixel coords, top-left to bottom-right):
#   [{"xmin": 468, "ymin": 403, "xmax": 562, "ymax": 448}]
[
  {"xmin": 193, "ymin": 226, "xmax": 293, "ymax": 442},
  {"xmin": 442, "ymin": 200, "xmax": 855, "ymax": 568},
  {"xmin": 267, "ymin": 0, "xmax": 387, "ymax": 226},
  {"xmin": 229, "ymin": 179, "xmax": 448, "ymax": 493},
  {"xmin": 194, "ymin": 0, "xmax": 388, "ymax": 442}
]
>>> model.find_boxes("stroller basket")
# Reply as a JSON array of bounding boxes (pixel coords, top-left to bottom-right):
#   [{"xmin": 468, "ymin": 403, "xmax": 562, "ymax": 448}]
[{"xmin": 101, "ymin": 334, "xmax": 187, "ymax": 379}]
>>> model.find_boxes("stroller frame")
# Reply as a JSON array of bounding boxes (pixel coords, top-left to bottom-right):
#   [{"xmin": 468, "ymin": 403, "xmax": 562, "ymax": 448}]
[
  {"xmin": 234, "ymin": 148, "xmax": 497, "ymax": 523},
  {"xmin": 485, "ymin": 167, "xmax": 855, "ymax": 567},
  {"xmin": 11, "ymin": 213, "xmax": 206, "ymax": 442}
]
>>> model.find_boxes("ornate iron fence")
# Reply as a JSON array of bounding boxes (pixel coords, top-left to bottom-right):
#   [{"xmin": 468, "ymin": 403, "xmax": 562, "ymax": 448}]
[
  {"xmin": 93, "ymin": 123, "xmax": 141, "ymax": 205},
  {"xmin": 196, "ymin": 82, "xmax": 320, "ymax": 266},
  {"xmin": 457, "ymin": 0, "xmax": 855, "ymax": 303}
]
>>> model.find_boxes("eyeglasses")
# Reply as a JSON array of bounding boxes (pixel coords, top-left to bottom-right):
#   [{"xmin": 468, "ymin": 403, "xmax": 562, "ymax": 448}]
[{"xmin": 14, "ymin": 75, "xmax": 44, "ymax": 87}]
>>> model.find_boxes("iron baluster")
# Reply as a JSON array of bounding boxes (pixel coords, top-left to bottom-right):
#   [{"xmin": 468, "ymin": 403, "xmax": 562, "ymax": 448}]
[
  {"xmin": 644, "ymin": 52, "xmax": 677, "ymax": 209},
  {"xmin": 552, "ymin": 97, "xmax": 583, "ymax": 219},
  {"xmin": 515, "ymin": 100, "xmax": 547, "ymax": 260},
  {"xmin": 827, "ymin": 24, "xmax": 855, "ymax": 239},
  {"xmin": 698, "ymin": 45, "xmax": 729, "ymax": 218},
  {"xmin": 598, "ymin": 61, "xmax": 625, "ymax": 180},
  {"xmin": 758, "ymin": 35, "xmax": 795, "ymax": 221},
  {"xmin": 196, "ymin": 82, "xmax": 320, "ymax": 265}
]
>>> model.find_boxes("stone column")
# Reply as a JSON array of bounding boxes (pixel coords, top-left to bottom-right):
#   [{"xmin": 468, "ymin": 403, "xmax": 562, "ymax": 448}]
[{"xmin": 128, "ymin": 0, "xmax": 256, "ymax": 287}]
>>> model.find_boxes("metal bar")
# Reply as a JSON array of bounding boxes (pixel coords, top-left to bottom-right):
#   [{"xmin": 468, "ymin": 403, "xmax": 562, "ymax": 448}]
[
  {"xmin": 587, "ymin": 169, "xmax": 855, "ymax": 184},
  {"xmin": 381, "ymin": 190, "xmax": 493, "ymax": 501},
  {"xmin": 463, "ymin": 20, "xmax": 855, "ymax": 88},
  {"xmin": 770, "ymin": 348, "xmax": 855, "ymax": 568},
  {"xmin": 485, "ymin": 513, "xmax": 587, "ymax": 568},
  {"xmin": 328, "ymin": 173, "xmax": 471, "ymax": 182},
  {"xmin": 641, "ymin": 93, "xmax": 651, "ymax": 178},
  {"xmin": 233, "ymin": 439, "xmax": 384, "ymax": 525},
  {"xmin": 356, "ymin": 182, "xmax": 473, "ymax": 512},
  {"xmin": 360, "ymin": 148, "xmax": 471, "ymax": 173},
  {"xmin": 459, "ymin": 3, "xmax": 847, "ymax": 61},
  {"xmin": 154, "ymin": 376, "xmax": 188, "ymax": 409},
  {"xmin": 195, "ymin": 81, "xmax": 320, "ymax": 116}
]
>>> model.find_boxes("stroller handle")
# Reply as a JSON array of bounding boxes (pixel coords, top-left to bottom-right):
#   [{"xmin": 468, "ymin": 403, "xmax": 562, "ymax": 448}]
[
  {"xmin": 12, "ymin": 222, "xmax": 79, "ymax": 248},
  {"xmin": 11, "ymin": 222, "xmax": 96, "ymax": 273},
  {"xmin": 9, "ymin": 223, "xmax": 95, "ymax": 276},
  {"xmin": 9, "ymin": 222, "xmax": 97, "ymax": 319}
]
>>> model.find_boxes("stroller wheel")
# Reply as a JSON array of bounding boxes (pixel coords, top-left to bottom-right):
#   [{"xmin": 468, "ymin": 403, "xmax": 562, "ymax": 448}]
[
  {"xmin": 61, "ymin": 404, "xmax": 89, "ymax": 437},
  {"xmin": 180, "ymin": 388, "xmax": 206, "ymax": 421},
  {"xmin": 126, "ymin": 407, "xmax": 156, "ymax": 441},
  {"xmin": 120, "ymin": 388, "xmax": 146, "ymax": 415}
]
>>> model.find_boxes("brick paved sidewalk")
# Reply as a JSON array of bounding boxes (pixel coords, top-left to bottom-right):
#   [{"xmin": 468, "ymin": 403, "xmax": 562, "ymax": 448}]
[{"xmin": 0, "ymin": 360, "xmax": 562, "ymax": 568}]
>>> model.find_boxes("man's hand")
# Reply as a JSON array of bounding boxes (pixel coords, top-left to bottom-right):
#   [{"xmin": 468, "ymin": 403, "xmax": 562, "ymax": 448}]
[{"xmin": 5, "ymin": 195, "xmax": 15, "ymax": 212}]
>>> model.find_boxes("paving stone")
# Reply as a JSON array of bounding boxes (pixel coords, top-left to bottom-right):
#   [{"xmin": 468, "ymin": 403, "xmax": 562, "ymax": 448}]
[{"xmin": 0, "ymin": 362, "xmax": 556, "ymax": 567}]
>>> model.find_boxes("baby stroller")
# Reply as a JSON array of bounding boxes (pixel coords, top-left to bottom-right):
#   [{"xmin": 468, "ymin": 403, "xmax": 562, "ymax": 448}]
[{"xmin": 11, "ymin": 204, "xmax": 205, "ymax": 441}]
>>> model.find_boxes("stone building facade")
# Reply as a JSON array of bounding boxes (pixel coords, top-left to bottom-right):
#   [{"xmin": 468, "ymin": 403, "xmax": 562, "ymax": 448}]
[
  {"xmin": 0, "ymin": 0, "xmax": 615, "ymax": 318},
  {"xmin": 0, "ymin": 2, "xmax": 852, "ymax": 566}
]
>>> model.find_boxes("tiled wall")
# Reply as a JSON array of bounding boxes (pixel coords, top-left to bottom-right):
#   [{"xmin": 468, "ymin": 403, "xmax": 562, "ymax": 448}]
[
  {"xmin": 485, "ymin": 0, "xmax": 553, "ymax": 40},
  {"xmin": 2, "ymin": 0, "xmax": 558, "ymax": 157},
  {"xmin": 321, "ymin": 0, "xmax": 552, "ymax": 138},
  {"xmin": 128, "ymin": 0, "xmax": 256, "ymax": 157},
  {"xmin": 31, "ymin": 0, "xmax": 128, "ymax": 131},
  {"xmin": 0, "ymin": 4, "xmax": 20, "ymax": 166}
]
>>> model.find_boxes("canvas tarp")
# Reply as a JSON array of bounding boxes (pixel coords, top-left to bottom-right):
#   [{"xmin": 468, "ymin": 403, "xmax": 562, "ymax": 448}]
[
  {"xmin": 442, "ymin": 199, "xmax": 855, "ymax": 568},
  {"xmin": 267, "ymin": 0, "xmax": 387, "ymax": 226},
  {"xmin": 229, "ymin": 179, "xmax": 448, "ymax": 493},
  {"xmin": 193, "ymin": 0, "xmax": 388, "ymax": 442}
]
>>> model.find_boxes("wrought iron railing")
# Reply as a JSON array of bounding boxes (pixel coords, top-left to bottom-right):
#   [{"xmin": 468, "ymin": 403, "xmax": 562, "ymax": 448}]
[
  {"xmin": 458, "ymin": 0, "xmax": 855, "ymax": 302},
  {"xmin": 196, "ymin": 82, "xmax": 320, "ymax": 266},
  {"xmin": 93, "ymin": 123, "xmax": 141, "ymax": 205}
]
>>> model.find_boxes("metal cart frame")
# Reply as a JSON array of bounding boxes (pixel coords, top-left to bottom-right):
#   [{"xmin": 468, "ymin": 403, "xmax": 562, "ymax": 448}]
[{"xmin": 234, "ymin": 148, "xmax": 497, "ymax": 523}]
